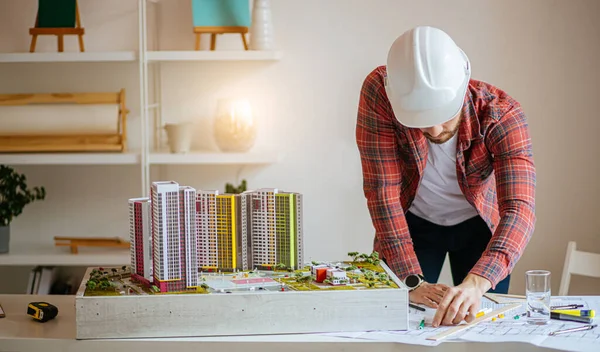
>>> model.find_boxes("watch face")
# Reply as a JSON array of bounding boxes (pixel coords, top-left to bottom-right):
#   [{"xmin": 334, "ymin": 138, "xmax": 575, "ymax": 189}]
[{"xmin": 405, "ymin": 275, "xmax": 421, "ymax": 288}]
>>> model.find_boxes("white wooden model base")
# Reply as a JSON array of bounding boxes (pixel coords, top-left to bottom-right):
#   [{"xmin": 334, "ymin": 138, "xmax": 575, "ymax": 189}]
[{"xmin": 75, "ymin": 268, "xmax": 408, "ymax": 339}]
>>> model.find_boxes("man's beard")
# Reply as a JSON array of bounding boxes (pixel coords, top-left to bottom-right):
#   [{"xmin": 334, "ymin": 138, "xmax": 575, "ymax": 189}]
[{"xmin": 423, "ymin": 116, "xmax": 461, "ymax": 144}]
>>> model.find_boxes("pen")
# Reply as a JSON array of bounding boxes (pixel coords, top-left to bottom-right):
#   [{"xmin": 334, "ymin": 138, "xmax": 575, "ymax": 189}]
[
  {"xmin": 409, "ymin": 303, "xmax": 426, "ymax": 312},
  {"xmin": 549, "ymin": 324, "xmax": 597, "ymax": 336},
  {"xmin": 550, "ymin": 312, "xmax": 592, "ymax": 324},
  {"xmin": 550, "ymin": 304, "xmax": 584, "ymax": 310}
]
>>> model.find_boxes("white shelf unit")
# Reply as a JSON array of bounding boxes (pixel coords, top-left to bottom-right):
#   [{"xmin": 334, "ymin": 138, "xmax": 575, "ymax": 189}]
[
  {"xmin": 149, "ymin": 151, "xmax": 281, "ymax": 165},
  {"xmin": 0, "ymin": 0, "xmax": 283, "ymax": 269},
  {"xmin": 0, "ymin": 245, "xmax": 129, "ymax": 266},
  {"xmin": 0, "ymin": 51, "xmax": 137, "ymax": 63},
  {"xmin": 146, "ymin": 50, "xmax": 283, "ymax": 62},
  {"xmin": 0, "ymin": 153, "xmax": 140, "ymax": 166}
]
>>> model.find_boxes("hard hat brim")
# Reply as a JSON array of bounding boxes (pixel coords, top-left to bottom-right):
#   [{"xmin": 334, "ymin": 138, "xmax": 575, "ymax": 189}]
[{"xmin": 385, "ymin": 71, "xmax": 470, "ymax": 129}]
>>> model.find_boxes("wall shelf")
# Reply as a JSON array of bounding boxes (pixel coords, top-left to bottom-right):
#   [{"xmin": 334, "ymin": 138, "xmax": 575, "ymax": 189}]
[
  {"xmin": 146, "ymin": 50, "xmax": 283, "ymax": 62},
  {"xmin": 149, "ymin": 151, "xmax": 281, "ymax": 165},
  {"xmin": 0, "ymin": 245, "xmax": 130, "ymax": 266},
  {"xmin": 0, "ymin": 51, "xmax": 137, "ymax": 63},
  {"xmin": 0, "ymin": 153, "xmax": 140, "ymax": 165}
]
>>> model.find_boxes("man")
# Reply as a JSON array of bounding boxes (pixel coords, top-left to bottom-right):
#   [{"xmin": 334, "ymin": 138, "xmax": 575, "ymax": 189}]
[{"xmin": 355, "ymin": 26, "xmax": 536, "ymax": 327}]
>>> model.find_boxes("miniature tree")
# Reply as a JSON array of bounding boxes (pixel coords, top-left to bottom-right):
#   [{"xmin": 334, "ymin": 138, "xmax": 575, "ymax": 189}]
[
  {"xmin": 225, "ymin": 179, "xmax": 247, "ymax": 194},
  {"xmin": 86, "ymin": 280, "xmax": 97, "ymax": 290},
  {"xmin": 347, "ymin": 252, "xmax": 360, "ymax": 262}
]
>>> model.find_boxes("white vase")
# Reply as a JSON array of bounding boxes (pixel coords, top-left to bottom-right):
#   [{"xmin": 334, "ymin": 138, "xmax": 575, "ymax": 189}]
[
  {"xmin": 164, "ymin": 122, "xmax": 193, "ymax": 153},
  {"xmin": 249, "ymin": 0, "xmax": 275, "ymax": 50}
]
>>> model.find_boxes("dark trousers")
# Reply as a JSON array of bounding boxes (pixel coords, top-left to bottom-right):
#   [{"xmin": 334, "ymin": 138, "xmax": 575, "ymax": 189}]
[{"xmin": 406, "ymin": 211, "xmax": 510, "ymax": 294}]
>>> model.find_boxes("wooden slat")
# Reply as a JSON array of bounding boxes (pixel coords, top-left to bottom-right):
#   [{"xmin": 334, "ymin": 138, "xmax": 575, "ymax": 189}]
[
  {"xmin": 0, "ymin": 93, "xmax": 119, "ymax": 106},
  {"xmin": 29, "ymin": 27, "xmax": 84, "ymax": 35},
  {"xmin": 0, "ymin": 134, "xmax": 123, "ymax": 152},
  {"xmin": 54, "ymin": 236, "xmax": 126, "ymax": 242}
]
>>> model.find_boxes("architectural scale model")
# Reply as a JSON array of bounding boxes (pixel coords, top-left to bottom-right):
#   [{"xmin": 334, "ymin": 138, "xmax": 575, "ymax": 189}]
[
  {"xmin": 127, "ymin": 181, "xmax": 304, "ymax": 292},
  {"xmin": 74, "ymin": 181, "xmax": 409, "ymax": 339}
]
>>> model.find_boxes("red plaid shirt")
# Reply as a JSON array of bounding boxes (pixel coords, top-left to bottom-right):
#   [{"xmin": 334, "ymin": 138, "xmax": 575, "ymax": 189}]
[{"xmin": 356, "ymin": 66, "xmax": 536, "ymax": 289}]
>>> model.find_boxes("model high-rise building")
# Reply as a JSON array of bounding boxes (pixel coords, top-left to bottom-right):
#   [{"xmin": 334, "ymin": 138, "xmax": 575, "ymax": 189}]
[
  {"xmin": 129, "ymin": 182, "xmax": 304, "ymax": 292},
  {"xmin": 129, "ymin": 197, "xmax": 152, "ymax": 281},
  {"xmin": 251, "ymin": 188, "xmax": 303, "ymax": 270},
  {"xmin": 180, "ymin": 186, "xmax": 198, "ymax": 289},
  {"xmin": 151, "ymin": 181, "xmax": 185, "ymax": 292},
  {"xmin": 196, "ymin": 190, "xmax": 218, "ymax": 270}
]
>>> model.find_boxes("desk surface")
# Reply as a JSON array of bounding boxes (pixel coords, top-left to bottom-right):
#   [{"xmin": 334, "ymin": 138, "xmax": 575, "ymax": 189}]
[{"xmin": 0, "ymin": 294, "xmax": 558, "ymax": 352}]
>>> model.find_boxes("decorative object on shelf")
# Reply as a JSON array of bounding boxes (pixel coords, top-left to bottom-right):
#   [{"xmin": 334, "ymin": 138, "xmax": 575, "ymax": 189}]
[
  {"xmin": 29, "ymin": 0, "xmax": 85, "ymax": 53},
  {"xmin": 191, "ymin": 0, "xmax": 251, "ymax": 50},
  {"xmin": 54, "ymin": 236, "xmax": 130, "ymax": 254},
  {"xmin": 164, "ymin": 122, "xmax": 193, "ymax": 153},
  {"xmin": 0, "ymin": 89, "xmax": 129, "ymax": 153},
  {"xmin": 225, "ymin": 179, "xmax": 247, "ymax": 194},
  {"xmin": 213, "ymin": 98, "xmax": 257, "ymax": 152},
  {"xmin": 249, "ymin": 0, "xmax": 275, "ymax": 50},
  {"xmin": 0, "ymin": 165, "xmax": 46, "ymax": 254}
]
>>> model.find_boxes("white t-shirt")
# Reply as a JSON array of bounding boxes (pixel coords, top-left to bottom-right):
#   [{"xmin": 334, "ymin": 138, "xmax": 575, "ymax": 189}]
[{"xmin": 408, "ymin": 133, "xmax": 479, "ymax": 226}]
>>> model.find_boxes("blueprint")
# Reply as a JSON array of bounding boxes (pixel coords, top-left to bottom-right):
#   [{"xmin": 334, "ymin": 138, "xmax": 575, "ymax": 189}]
[{"xmin": 321, "ymin": 296, "xmax": 600, "ymax": 351}]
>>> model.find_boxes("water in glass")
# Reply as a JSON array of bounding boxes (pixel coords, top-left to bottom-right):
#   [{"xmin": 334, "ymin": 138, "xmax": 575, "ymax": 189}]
[{"xmin": 526, "ymin": 290, "xmax": 551, "ymax": 325}]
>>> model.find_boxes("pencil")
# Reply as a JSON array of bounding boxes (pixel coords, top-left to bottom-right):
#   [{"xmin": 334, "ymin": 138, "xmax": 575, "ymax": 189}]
[{"xmin": 409, "ymin": 303, "xmax": 426, "ymax": 312}]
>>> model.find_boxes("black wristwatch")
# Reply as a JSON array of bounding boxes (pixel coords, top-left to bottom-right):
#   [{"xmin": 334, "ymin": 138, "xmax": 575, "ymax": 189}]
[{"xmin": 404, "ymin": 274, "xmax": 425, "ymax": 291}]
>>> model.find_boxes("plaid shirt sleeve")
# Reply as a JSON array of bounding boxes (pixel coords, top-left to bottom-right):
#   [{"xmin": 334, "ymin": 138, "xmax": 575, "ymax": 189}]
[
  {"xmin": 355, "ymin": 69, "xmax": 422, "ymax": 281},
  {"xmin": 470, "ymin": 102, "xmax": 536, "ymax": 288}
]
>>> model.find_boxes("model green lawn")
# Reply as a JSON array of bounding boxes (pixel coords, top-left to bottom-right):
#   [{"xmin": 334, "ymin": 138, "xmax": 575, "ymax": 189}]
[{"xmin": 83, "ymin": 251, "xmax": 397, "ymax": 296}]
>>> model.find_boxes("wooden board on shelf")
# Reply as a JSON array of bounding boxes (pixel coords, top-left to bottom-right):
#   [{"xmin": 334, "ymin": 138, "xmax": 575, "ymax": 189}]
[{"xmin": 54, "ymin": 236, "xmax": 130, "ymax": 254}]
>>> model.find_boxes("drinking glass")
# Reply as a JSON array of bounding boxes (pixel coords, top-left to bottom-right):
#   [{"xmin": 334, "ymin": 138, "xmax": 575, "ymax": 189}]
[{"xmin": 526, "ymin": 270, "xmax": 551, "ymax": 325}]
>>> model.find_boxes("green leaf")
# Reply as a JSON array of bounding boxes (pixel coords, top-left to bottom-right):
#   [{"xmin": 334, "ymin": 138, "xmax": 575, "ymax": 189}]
[{"xmin": 0, "ymin": 165, "xmax": 46, "ymax": 226}]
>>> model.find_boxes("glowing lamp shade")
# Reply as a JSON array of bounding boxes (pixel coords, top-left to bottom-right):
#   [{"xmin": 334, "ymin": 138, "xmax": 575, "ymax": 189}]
[{"xmin": 213, "ymin": 99, "xmax": 257, "ymax": 152}]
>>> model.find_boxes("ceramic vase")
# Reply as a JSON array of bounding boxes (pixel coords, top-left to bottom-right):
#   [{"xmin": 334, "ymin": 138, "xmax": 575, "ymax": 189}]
[
  {"xmin": 164, "ymin": 122, "xmax": 193, "ymax": 153},
  {"xmin": 249, "ymin": 0, "xmax": 275, "ymax": 50}
]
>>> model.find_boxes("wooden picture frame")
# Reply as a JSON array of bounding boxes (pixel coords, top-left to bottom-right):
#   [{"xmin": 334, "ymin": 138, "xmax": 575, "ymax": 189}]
[{"xmin": 29, "ymin": 0, "xmax": 85, "ymax": 52}]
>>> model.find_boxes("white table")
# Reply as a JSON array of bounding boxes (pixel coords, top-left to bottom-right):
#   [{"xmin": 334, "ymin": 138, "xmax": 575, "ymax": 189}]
[{"xmin": 0, "ymin": 294, "xmax": 562, "ymax": 352}]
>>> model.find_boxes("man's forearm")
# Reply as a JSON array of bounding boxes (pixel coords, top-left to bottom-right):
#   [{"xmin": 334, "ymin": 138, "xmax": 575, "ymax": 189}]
[{"xmin": 462, "ymin": 273, "xmax": 492, "ymax": 294}]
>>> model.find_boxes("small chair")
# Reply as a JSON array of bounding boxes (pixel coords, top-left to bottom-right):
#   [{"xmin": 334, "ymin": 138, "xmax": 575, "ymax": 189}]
[{"xmin": 558, "ymin": 241, "xmax": 600, "ymax": 296}]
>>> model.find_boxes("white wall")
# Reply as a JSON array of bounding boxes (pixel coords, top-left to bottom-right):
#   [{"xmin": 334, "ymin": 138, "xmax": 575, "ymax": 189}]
[{"xmin": 0, "ymin": 0, "xmax": 599, "ymax": 296}]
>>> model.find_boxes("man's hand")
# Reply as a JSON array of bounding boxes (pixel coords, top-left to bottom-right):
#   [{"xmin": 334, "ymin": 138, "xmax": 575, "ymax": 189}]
[
  {"xmin": 409, "ymin": 282, "xmax": 449, "ymax": 308},
  {"xmin": 432, "ymin": 274, "xmax": 492, "ymax": 327}
]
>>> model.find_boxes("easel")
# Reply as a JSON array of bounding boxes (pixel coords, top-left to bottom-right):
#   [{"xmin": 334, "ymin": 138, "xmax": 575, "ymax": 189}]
[
  {"xmin": 194, "ymin": 26, "xmax": 248, "ymax": 51},
  {"xmin": 29, "ymin": 0, "xmax": 85, "ymax": 52}
]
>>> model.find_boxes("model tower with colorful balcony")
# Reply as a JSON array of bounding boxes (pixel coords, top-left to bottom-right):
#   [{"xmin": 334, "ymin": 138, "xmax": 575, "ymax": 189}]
[{"xmin": 129, "ymin": 181, "xmax": 303, "ymax": 292}]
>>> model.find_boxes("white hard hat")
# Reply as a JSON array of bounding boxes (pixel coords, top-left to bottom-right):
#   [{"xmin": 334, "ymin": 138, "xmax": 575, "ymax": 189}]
[{"xmin": 384, "ymin": 26, "xmax": 471, "ymax": 128}]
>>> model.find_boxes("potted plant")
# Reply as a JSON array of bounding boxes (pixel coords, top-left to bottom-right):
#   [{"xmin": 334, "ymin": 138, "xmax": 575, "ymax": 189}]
[{"xmin": 0, "ymin": 165, "xmax": 46, "ymax": 253}]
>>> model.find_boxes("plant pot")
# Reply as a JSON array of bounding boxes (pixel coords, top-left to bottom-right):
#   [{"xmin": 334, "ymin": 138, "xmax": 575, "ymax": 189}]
[{"xmin": 0, "ymin": 226, "xmax": 9, "ymax": 254}]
